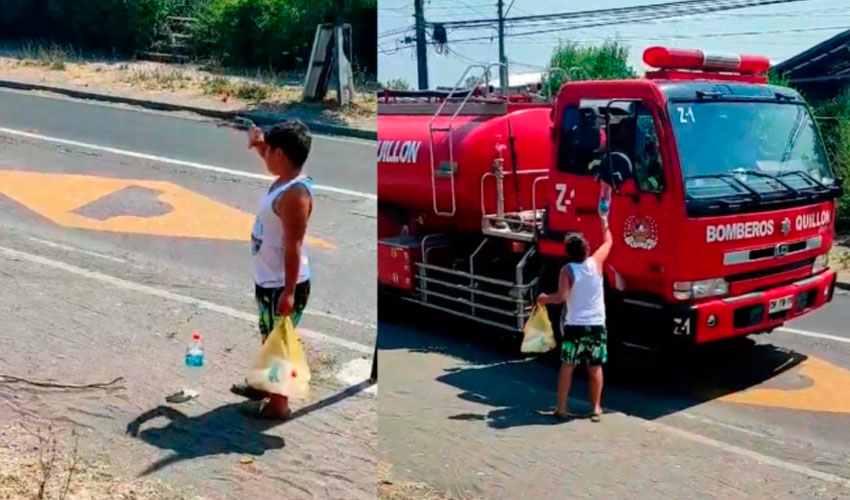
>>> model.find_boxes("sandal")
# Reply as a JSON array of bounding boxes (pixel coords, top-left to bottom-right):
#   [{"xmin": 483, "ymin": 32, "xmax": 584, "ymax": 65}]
[
  {"xmin": 552, "ymin": 409, "xmax": 576, "ymax": 421},
  {"xmin": 239, "ymin": 400, "xmax": 292, "ymax": 420},
  {"xmin": 230, "ymin": 380, "xmax": 269, "ymax": 401},
  {"xmin": 590, "ymin": 412, "xmax": 602, "ymax": 423}
]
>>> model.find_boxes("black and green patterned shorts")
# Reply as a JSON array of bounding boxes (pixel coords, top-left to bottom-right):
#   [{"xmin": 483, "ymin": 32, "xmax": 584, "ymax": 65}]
[
  {"xmin": 255, "ymin": 281, "xmax": 310, "ymax": 341},
  {"xmin": 561, "ymin": 325, "xmax": 607, "ymax": 366}
]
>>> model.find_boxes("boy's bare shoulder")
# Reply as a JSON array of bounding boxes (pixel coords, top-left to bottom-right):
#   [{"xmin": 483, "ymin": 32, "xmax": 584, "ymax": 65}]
[{"xmin": 272, "ymin": 183, "xmax": 311, "ymax": 216}]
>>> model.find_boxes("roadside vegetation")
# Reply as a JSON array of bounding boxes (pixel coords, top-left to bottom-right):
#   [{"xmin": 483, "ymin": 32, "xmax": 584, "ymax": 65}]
[
  {"xmin": 0, "ymin": 424, "xmax": 183, "ymax": 500},
  {"xmin": 0, "ymin": 0, "xmax": 375, "ymax": 73},
  {"xmin": 0, "ymin": 0, "xmax": 377, "ymax": 126},
  {"xmin": 542, "ymin": 41, "xmax": 850, "ymax": 230}
]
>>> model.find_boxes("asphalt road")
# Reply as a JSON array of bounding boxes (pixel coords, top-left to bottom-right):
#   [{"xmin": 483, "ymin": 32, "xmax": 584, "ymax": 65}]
[
  {"xmin": 378, "ymin": 287, "xmax": 850, "ymax": 497},
  {"xmin": 0, "ymin": 89, "xmax": 377, "ymax": 498},
  {"xmin": 0, "ymin": 88, "xmax": 376, "ymax": 195}
]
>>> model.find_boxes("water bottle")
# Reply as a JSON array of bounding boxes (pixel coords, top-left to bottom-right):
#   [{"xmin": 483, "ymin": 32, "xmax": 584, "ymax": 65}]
[
  {"xmin": 598, "ymin": 182, "xmax": 612, "ymax": 219},
  {"xmin": 183, "ymin": 331, "xmax": 204, "ymax": 398}
]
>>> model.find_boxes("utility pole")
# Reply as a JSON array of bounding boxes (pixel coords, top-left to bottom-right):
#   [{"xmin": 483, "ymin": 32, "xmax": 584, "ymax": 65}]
[
  {"xmin": 414, "ymin": 0, "xmax": 429, "ymax": 89},
  {"xmin": 497, "ymin": 0, "xmax": 507, "ymax": 88}
]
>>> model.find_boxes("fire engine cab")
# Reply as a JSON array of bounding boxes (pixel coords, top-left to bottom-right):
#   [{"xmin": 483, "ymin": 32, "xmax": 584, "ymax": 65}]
[{"xmin": 377, "ymin": 49, "xmax": 842, "ymax": 349}]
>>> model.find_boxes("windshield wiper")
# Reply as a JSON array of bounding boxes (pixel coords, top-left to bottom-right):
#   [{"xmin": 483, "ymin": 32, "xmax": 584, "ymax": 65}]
[
  {"xmin": 777, "ymin": 170, "xmax": 828, "ymax": 190},
  {"xmin": 686, "ymin": 174, "xmax": 762, "ymax": 201},
  {"xmin": 730, "ymin": 169, "xmax": 800, "ymax": 197}
]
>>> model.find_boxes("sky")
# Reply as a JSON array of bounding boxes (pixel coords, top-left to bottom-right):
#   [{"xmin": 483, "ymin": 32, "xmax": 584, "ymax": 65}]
[{"xmin": 378, "ymin": 0, "xmax": 850, "ymax": 88}]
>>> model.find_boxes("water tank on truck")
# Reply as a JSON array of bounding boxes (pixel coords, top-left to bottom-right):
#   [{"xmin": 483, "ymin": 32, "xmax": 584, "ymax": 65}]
[{"xmin": 377, "ymin": 90, "xmax": 554, "ymax": 235}]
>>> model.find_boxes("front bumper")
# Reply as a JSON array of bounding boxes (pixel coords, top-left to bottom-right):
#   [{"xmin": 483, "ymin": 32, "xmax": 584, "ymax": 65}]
[{"xmin": 687, "ymin": 269, "xmax": 837, "ymax": 344}]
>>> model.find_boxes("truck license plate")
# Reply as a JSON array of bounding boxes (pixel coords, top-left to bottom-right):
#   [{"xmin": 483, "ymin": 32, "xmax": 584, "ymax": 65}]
[{"xmin": 768, "ymin": 295, "xmax": 794, "ymax": 314}]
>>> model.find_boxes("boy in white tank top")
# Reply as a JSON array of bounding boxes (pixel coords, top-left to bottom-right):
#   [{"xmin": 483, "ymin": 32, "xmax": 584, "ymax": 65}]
[
  {"xmin": 538, "ymin": 216, "xmax": 612, "ymax": 422},
  {"xmin": 231, "ymin": 120, "xmax": 314, "ymax": 420}
]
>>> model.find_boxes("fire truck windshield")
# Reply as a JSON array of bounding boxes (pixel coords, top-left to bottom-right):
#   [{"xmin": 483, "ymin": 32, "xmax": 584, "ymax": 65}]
[{"xmin": 669, "ymin": 101, "xmax": 834, "ymax": 202}]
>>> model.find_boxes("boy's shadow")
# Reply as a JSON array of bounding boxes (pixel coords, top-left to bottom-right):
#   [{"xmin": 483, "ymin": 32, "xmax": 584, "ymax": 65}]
[{"xmin": 126, "ymin": 380, "xmax": 373, "ymax": 476}]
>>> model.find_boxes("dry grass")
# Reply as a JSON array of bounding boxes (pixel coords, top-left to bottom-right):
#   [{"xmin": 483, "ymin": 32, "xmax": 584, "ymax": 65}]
[
  {"xmin": 0, "ymin": 41, "xmax": 376, "ymax": 128},
  {"xmin": 831, "ymin": 244, "xmax": 850, "ymax": 271},
  {"xmin": 121, "ymin": 67, "xmax": 192, "ymax": 90},
  {"xmin": 0, "ymin": 424, "xmax": 188, "ymax": 500},
  {"xmin": 378, "ymin": 462, "xmax": 479, "ymax": 500}
]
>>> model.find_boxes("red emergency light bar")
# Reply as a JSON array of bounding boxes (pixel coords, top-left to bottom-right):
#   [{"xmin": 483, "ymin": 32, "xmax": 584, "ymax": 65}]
[{"xmin": 644, "ymin": 46, "xmax": 770, "ymax": 74}]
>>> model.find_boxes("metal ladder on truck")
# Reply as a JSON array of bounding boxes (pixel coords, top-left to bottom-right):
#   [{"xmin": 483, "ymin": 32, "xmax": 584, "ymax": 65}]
[{"xmin": 427, "ymin": 63, "xmax": 507, "ymax": 217}]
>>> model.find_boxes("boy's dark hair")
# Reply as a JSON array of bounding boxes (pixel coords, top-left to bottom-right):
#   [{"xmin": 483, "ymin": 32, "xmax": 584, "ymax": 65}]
[
  {"xmin": 264, "ymin": 119, "xmax": 312, "ymax": 168},
  {"xmin": 565, "ymin": 233, "xmax": 589, "ymax": 263}
]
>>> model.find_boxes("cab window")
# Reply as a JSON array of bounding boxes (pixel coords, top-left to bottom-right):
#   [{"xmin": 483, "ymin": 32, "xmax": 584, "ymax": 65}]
[
  {"xmin": 603, "ymin": 105, "xmax": 665, "ymax": 192},
  {"xmin": 634, "ymin": 109, "xmax": 664, "ymax": 192},
  {"xmin": 557, "ymin": 105, "xmax": 601, "ymax": 175}
]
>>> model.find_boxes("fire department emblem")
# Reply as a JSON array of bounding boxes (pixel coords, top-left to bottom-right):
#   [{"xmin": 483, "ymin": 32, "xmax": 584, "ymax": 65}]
[
  {"xmin": 623, "ymin": 215, "xmax": 658, "ymax": 250},
  {"xmin": 780, "ymin": 217, "xmax": 791, "ymax": 236}
]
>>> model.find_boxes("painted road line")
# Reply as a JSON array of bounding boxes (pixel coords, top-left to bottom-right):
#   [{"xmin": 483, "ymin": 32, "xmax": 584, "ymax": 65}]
[
  {"xmin": 0, "ymin": 245, "xmax": 373, "ymax": 354},
  {"xmin": 678, "ymin": 411, "xmax": 772, "ymax": 438},
  {"xmin": 520, "ymin": 386, "xmax": 850, "ymax": 486},
  {"xmin": 27, "ymin": 236, "xmax": 127, "ymax": 263},
  {"xmin": 777, "ymin": 327, "xmax": 850, "ymax": 345},
  {"xmin": 0, "ymin": 126, "xmax": 377, "ymax": 201},
  {"xmin": 336, "ymin": 358, "xmax": 377, "ymax": 396},
  {"xmin": 639, "ymin": 416, "xmax": 850, "ymax": 488}
]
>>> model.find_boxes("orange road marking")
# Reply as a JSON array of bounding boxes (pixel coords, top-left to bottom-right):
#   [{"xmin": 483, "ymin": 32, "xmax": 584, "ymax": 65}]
[
  {"xmin": 0, "ymin": 170, "xmax": 334, "ymax": 250},
  {"xmin": 719, "ymin": 356, "xmax": 850, "ymax": 414}
]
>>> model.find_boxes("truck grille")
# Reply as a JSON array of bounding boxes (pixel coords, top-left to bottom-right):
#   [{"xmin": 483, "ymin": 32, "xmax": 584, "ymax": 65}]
[
  {"xmin": 726, "ymin": 257, "xmax": 814, "ymax": 283},
  {"xmin": 733, "ymin": 304, "xmax": 765, "ymax": 328}
]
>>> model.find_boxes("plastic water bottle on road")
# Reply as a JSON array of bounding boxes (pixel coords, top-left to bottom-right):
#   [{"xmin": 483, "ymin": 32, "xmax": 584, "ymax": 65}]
[{"xmin": 183, "ymin": 331, "xmax": 204, "ymax": 399}]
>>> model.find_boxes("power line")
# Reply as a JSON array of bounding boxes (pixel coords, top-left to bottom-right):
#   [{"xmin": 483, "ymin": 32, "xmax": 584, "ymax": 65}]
[
  {"xmin": 427, "ymin": 0, "xmax": 814, "ymax": 29},
  {"xmin": 427, "ymin": 0, "xmax": 818, "ymax": 44}
]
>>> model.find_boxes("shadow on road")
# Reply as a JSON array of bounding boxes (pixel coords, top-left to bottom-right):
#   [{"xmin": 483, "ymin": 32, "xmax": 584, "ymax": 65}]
[
  {"xmin": 378, "ymin": 297, "xmax": 807, "ymax": 429},
  {"xmin": 126, "ymin": 380, "xmax": 374, "ymax": 475}
]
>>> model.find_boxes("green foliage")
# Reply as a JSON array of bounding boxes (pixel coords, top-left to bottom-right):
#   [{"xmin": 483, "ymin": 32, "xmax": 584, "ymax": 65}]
[
  {"xmin": 544, "ymin": 41, "xmax": 636, "ymax": 96},
  {"xmin": 767, "ymin": 70, "xmax": 793, "ymax": 89},
  {"xmin": 233, "ymin": 81, "xmax": 272, "ymax": 102},
  {"xmin": 0, "ymin": 0, "xmax": 178, "ymax": 55},
  {"xmin": 813, "ymin": 89, "xmax": 850, "ymax": 229},
  {"xmin": 192, "ymin": 0, "xmax": 376, "ymax": 70},
  {"xmin": 0, "ymin": 0, "xmax": 376, "ymax": 72},
  {"xmin": 384, "ymin": 78, "xmax": 410, "ymax": 90}
]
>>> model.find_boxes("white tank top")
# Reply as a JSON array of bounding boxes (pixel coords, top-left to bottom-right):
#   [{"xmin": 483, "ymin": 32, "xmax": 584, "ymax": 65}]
[
  {"xmin": 565, "ymin": 258, "xmax": 606, "ymax": 326},
  {"xmin": 252, "ymin": 176, "xmax": 312, "ymax": 288}
]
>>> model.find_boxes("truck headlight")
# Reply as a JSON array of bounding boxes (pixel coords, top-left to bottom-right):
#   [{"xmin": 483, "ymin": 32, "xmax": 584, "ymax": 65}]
[
  {"xmin": 812, "ymin": 254, "xmax": 828, "ymax": 274},
  {"xmin": 673, "ymin": 278, "xmax": 729, "ymax": 300}
]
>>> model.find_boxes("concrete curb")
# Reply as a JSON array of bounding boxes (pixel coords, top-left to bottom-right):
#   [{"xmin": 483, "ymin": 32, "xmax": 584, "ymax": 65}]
[
  {"xmin": 836, "ymin": 277, "xmax": 850, "ymax": 292},
  {"xmin": 0, "ymin": 78, "xmax": 377, "ymax": 141}
]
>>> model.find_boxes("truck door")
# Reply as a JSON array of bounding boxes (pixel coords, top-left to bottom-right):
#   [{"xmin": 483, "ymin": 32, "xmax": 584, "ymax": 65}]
[{"xmin": 606, "ymin": 102, "xmax": 674, "ymax": 298}]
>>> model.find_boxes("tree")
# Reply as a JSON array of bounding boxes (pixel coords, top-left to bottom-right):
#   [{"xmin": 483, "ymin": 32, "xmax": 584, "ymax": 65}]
[
  {"xmin": 544, "ymin": 41, "xmax": 636, "ymax": 96},
  {"xmin": 813, "ymin": 89, "xmax": 850, "ymax": 229}
]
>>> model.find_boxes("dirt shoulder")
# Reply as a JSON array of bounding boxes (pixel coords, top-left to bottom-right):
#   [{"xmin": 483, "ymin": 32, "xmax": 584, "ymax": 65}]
[
  {"xmin": 0, "ymin": 237, "xmax": 376, "ymax": 500},
  {"xmin": 0, "ymin": 52, "xmax": 376, "ymax": 133},
  {"xmin": 0, "ymin": 423, "xmax": 187, "ymax": 500},
  {"xmin": 378, "ymin": 463, "xmax": 460, "ymax": 500}
]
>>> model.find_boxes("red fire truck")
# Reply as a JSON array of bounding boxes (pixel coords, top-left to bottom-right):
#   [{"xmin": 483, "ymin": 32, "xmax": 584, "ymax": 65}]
[{"xmin": 377, "ymin": 48, "xmax": 842, "ymax": 349}]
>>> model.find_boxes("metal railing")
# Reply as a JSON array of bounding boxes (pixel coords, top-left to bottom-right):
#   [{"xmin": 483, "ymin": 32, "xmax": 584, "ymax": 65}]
[{"xmin": 415, "ymin": 235, "xmax": 537, "ymax": 331}]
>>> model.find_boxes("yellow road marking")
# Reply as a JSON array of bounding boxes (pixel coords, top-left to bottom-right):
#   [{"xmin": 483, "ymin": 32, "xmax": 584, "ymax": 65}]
[
  {"xmin": 719, "ymin": 356, "xmax": 850, "ymax": 414},
  {"xmin": 0, "ymin": 170, "xmax": 334, "ymax": 249}
]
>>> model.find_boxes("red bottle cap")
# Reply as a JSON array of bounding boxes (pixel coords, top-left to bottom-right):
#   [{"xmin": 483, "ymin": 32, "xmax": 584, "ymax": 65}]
[{"xmin": 193, "ymin": 332, "xmax": 201, "ymax": 340}]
